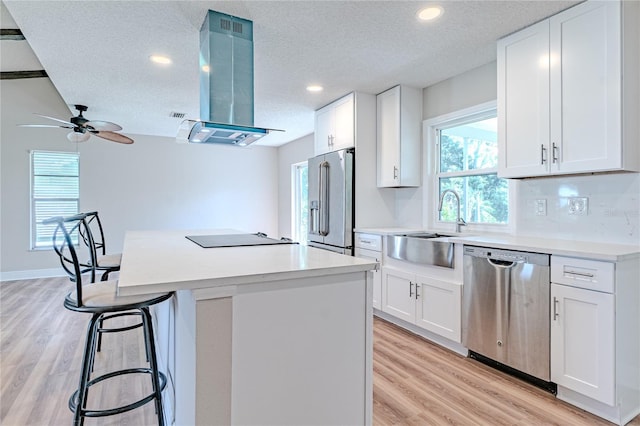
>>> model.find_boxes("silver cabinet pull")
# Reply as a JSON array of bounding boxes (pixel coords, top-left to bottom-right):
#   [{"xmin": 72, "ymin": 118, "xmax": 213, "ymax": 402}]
[
  {"xmin": 552, "ymin": 142, "xmax": 558, "ymax": 163},
  {"xmin": 553, "ymin": 297, "xmax": 559, "ymax": 321},
  {"xmin": 393, "ymin": 166, "xmax": 398, "ymax": 179},
  {"xmin": 415, "ymin": 284, "xmax": 419, "ymax": 300},
  {"xmin": 409, "ymin": 282, "xmax": 414, "ymax": 298},
  {"xmin": 565, "ymin": 270, "xmax": 595, "ymax": 278},
  {"xmin": 541, "ymin": 144, "xmax": 547, "ymax": 164}
]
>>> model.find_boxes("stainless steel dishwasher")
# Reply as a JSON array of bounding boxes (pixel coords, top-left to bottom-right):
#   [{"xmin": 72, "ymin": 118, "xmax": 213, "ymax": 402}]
[{"xmin": 462, "ymin": 245, "xmax": 554, "ymax": 392}]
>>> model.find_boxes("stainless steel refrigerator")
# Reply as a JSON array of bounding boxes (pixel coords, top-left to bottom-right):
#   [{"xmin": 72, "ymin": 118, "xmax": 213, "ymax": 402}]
[{"xmin": 307, "ymin": 148, "xmax": 354, "ymax": 255}]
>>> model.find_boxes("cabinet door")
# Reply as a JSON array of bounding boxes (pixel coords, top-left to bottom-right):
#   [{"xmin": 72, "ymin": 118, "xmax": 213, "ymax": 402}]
[
  {"xmin": 415, "ymin": 276, "xmax": 461, "ymax": 343},
  {"xmin": 551, "ymin": 283, "xmax": 615, "ymax": 405},
  {"xmin": 381, "ymin": 267, "xmax": 415, "ymax": 323},
  {"xmin": 377, "ymin": 86, "xmax": 400, "ymax": 187},
  {"xmin": 497, "ymin": 19, "xmax": 551, "ymax": 178},
  {"xmin": 354, "ymin": 247, "xmax": 382, "ymax": 310},
  {"xmin": 550, "ymin": 1, "xmax": 621, "ymax": 174},
  {"xmin": 314, "ymin": 105, "xmax": 333, "ymax": 155},
  {"xmin": 332, "ymin": 94, "xmax": 355, "ymax": 151}
]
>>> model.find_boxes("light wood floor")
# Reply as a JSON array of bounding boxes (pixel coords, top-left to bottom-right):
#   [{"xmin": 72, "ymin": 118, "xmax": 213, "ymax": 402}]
[{"xmin": 1, "ymin": 277, "xmax": 638, "ymax": 425}]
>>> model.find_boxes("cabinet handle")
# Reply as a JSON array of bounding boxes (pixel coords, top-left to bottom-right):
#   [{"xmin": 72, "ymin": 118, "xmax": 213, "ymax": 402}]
[
  {"xmin": 409, "ymin": 282, "xmax": 414, "ymax": 298},
  {"xmin": 565, "ymin": 270, "xmax": 595, "ymax": 279},
  {"xmin": 541, "ymin": 145, "xmax": 547, "ymax": 165},
  {"xmin": 393, "ymin": 166, "xmax": 398, "ymax": 179},
  {"xmin": 553, "ymin": 297, "xmax": 559, "ymax": 321},
  {"xmin": 415, "ymin": 284, "xmax": 419, "ymax": 300},
  {"xmin": 552, "ymin": 142, "xmax": 558, "ymax": 163}
]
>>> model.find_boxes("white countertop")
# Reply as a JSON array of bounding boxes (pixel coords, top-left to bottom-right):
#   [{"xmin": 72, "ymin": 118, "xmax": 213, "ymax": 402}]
[
  {"xmin": 354, "ymin": 227, "xmax": 639, "ymax": 262},
  {"xmin": 118, "ymin": 229, "xmax": 377, "ymax": 296},
  {"xmin": 451, "ymin": 234, "xmax": 639, "ymax": 262},
  {"xmin": 355, "ymin": 227, "xmax": 422, "ymax": 236}
]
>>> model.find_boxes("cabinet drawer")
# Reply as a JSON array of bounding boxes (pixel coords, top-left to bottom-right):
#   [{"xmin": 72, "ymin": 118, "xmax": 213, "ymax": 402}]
[
  {"xmin": 551, "ymin": 256, "xmax": 614, "ymax": 293},
  {"xmin": 354, "ymin": 233, "xmax": 382, "ymax": 251}
]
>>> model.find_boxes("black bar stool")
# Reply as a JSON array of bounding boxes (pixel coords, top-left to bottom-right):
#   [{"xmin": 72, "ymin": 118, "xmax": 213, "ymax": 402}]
[
  {"xmin": 78, "ymin": 210, "xmax": 126, "ymax": 353},
  {"xmin": 44, "ymin": 214, "xmax": 173, "ymax": 425},
  {"xmin": 79, "ymin": 211, "xmax": 121, "ymax": 281}
]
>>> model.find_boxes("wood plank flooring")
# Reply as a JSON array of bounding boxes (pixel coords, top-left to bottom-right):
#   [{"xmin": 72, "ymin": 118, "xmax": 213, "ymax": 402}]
[{"xmin": 1, "ymin": 277, "xmax": 638, "ymax": 425}]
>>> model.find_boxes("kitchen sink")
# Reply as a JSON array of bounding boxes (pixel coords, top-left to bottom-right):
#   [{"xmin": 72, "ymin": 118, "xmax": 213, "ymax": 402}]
[{"xmin": 386, "ymin": 233, "xmax": 455, "ymax": 268}]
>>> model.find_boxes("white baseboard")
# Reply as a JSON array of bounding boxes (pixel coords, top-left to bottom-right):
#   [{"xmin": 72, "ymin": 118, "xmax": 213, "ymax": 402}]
[{"xmin": 0, "ymin": 268, "xmax": 65, "ymax": 282}]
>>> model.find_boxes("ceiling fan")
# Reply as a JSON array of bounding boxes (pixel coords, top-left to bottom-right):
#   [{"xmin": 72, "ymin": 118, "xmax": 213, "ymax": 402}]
[{"xmin": 20, "ymin": 104, "xmax": 134, "ymax": 144}]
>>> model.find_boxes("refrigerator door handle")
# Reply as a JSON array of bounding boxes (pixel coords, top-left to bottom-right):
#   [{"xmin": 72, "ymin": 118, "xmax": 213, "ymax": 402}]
[
  {"xmin": 309, "ymin": 200, "xmax": 319, "ymax": 235},
  {"xmin": 319, "ymin": 161, "xmax": 330, "ymax": 236}
]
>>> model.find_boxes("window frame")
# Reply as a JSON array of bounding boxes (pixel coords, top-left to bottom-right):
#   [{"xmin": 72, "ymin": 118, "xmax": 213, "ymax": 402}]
[
  {"xmin": 290, "ymin": 160, "xmax": 309, "ymax": 244},
  {"xmin": 423, "ymin": 100, "xmax": 514, "ymax": 234},
  {"xmin": 30, "ymin": 150, "xmax": 80, "ymax": 250}
]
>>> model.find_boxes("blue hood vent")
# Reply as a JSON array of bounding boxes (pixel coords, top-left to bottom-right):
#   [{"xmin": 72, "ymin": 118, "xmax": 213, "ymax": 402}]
[{"xmin": 178, "ymin": 10, "xmax": 279, "ymax": 146}]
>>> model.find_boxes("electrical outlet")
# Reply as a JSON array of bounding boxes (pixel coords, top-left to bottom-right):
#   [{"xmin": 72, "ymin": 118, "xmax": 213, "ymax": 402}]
[
  {"xmin": 535, "ymin": 199, "xmax": 547, "ymax": 216},
  {"xmin": 568, "ymin": 197, "xmax": 588, "ymax": 216}
]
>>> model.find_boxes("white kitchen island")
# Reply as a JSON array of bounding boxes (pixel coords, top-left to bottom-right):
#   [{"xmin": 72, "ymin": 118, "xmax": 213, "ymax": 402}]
[{"xmin": 117, "ymin": 229, "xmax": 377, "ymax": 426}]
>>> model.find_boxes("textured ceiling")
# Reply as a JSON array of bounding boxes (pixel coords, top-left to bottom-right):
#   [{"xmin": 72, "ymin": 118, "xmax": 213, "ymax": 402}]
[{"xmin": 2, "ymin": 0, "xmax": 579, "ymax": 146}]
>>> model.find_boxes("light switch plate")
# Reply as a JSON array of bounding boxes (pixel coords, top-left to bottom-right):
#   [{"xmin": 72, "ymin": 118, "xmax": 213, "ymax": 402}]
[
  {"xmin": 535, "ymin": 199, "xmax": 547, "ymax": 216},
  {"xmin": 568, "ymin": 197, "xmax": 588, "ymax": 215}
]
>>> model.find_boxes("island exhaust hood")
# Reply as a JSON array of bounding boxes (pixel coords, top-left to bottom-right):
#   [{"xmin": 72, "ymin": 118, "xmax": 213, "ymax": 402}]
[{"xmin": 177, "ymin": 10, "xmax": 280, "ymax": 146}]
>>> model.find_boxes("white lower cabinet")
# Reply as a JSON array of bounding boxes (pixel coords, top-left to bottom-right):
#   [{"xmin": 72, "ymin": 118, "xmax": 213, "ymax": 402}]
[
  {"xmin": 549, "ymin": 254, "xmax": 640, "ymax": 425},
  {"xmin": 382, "ymin": 266, "xmax": 461, "ymax": 343},
  {"xmin": 354, "ymin": 247, "xmax": 382, "ymax": 310},
  {"xmin": 381, "ymin": 267, "xmax": 415, "ymax": 322},
  {"xmin": 551, "ymin": 283, "xmax": 615, "ymax": 405},
  {"xmin": 354, "ymin": 233, "xmax": 383, "ymax": 310}
]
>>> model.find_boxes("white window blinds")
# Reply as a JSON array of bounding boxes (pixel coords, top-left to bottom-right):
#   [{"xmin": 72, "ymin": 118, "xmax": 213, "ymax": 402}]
[{"xmin": 31, "ymin": 151, "xmax": 80, "ymax": 248}]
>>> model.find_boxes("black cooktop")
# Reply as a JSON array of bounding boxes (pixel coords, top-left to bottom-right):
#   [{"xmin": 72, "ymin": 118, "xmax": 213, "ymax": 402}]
[{"xmin": 186, "ymin": 233, "xmax": 295, "ymax": 248}]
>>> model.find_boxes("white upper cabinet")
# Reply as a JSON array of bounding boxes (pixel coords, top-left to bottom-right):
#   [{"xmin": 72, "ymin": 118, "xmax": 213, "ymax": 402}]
[
  {"xmin": 314, "ymin": 93, "xmax": 355, "ymax": 155},
  {"xmin": 377, "ymin": 85, "xmax": 422, "ymax": 187},
  {"xmin": 498, "ymin": 0, "xmax": 639, "ymax": 178}
]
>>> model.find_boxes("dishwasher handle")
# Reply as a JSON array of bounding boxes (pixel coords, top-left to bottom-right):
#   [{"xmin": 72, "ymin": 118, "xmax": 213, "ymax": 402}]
[{"xmin": 486, "ymin": 257, "xmax": 523, "ymax": 268}]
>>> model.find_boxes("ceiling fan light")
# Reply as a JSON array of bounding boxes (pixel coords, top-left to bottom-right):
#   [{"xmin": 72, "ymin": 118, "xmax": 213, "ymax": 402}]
[{"xmin": 67, "ymin": 131, "xmax": 90, "ymax": 143}]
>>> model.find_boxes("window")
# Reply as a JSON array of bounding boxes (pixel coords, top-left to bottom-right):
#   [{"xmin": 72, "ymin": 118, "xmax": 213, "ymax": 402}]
[
  {"xmin": 291, "ymin": 161, "xmax": 308, "ymax": 243},
  {"xmin": 433, "ymin": 107, "xmax": 509, "ymax": 226},
  {"xmin": 31, "ymin": 151, "xmax": 80, "ymax": 248}
]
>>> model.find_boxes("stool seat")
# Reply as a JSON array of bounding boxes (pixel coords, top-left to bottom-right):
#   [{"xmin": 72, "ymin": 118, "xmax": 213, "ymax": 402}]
[
  {"xmin": 66, "ymin": 280, "xmax": 169, "ymax": 311},
  {"xmin": 96, "ymin": 253, "xmax": 122, "ymax": 269}
]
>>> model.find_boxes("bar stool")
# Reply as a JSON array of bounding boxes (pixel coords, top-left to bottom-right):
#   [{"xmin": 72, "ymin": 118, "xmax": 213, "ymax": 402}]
[
  {"xmin": 44, "ymin": 214, "xmax": 172, "ymax": 425},
  {"xmin": 78, "ymin": 210, "xmax": 127, "ymax": 352},
  {"xmin": 79, "ymin": 211, "xmax": 121, "ymax": 281}
]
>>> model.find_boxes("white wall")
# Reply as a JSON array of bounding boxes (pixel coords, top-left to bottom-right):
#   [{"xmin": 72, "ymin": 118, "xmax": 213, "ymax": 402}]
[
  {"xmin": 423, "ymin": 61, "xmax": 498, "ymax": 120},
  {"xmin": 1, "ymin": 78, "xmax": 278, "ymax": 278},
  {"xmin": 277, "ymin": 134, "xmax": 314, "ymax": 239}
]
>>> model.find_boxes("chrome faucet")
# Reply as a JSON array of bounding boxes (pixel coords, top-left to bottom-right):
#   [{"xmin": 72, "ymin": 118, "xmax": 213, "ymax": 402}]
[{"xmin": 438, "ymin": 189, "xmax": 466, "ymax": 233}]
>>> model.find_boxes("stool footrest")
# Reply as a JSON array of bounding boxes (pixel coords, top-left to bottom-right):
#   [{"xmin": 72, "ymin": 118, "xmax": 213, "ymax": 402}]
[{"xmin": 69, "ymin": 368, "xmax": 167, "ymax": 418}]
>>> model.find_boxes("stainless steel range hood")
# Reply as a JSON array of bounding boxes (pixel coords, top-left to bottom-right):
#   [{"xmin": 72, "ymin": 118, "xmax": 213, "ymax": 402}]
[{"xmin": 177, "ymin": 10, "xmax": 279, "ymax": 146}]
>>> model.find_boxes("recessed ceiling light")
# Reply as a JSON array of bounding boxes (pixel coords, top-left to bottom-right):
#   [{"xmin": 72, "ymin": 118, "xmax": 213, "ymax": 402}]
[
  {"xmin": 150, "ymin": 55, "xmax": 172, "ymax": 65},
  {"xmin": 306, "ymin": 85, "xmax": 323, "ymax": 92},
  {"xmin": 417, "ymin": 5, "xmax": 444, "ymax": 22}
]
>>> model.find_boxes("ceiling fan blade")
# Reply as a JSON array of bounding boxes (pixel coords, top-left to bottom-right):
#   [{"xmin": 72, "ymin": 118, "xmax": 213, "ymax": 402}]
[
  {"xmin": 85, "ymin": 120, "xmax": 122, "ymax": 131},
  {"xmin": 19, "ymin": 124, "xmax": 74, "ymax": 129},
  {"xmin": 93, "ymin": 131, "xmax": 134, "ymax": 144},
  {"xmin": 33, "ymin": 113, "xmax": 74, "ymax": 126}
]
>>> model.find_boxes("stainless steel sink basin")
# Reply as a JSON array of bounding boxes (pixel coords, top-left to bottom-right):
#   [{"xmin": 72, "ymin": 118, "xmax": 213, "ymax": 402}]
[{"xmin": 386, "ymin": 233, "xmax": 455, "ymax": 268}]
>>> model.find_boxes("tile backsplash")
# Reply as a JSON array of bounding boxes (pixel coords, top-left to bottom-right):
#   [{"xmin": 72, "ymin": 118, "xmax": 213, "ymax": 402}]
[{"xmin": 515, "ymin": 172, "xmax": 640, "ymax": 246}]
